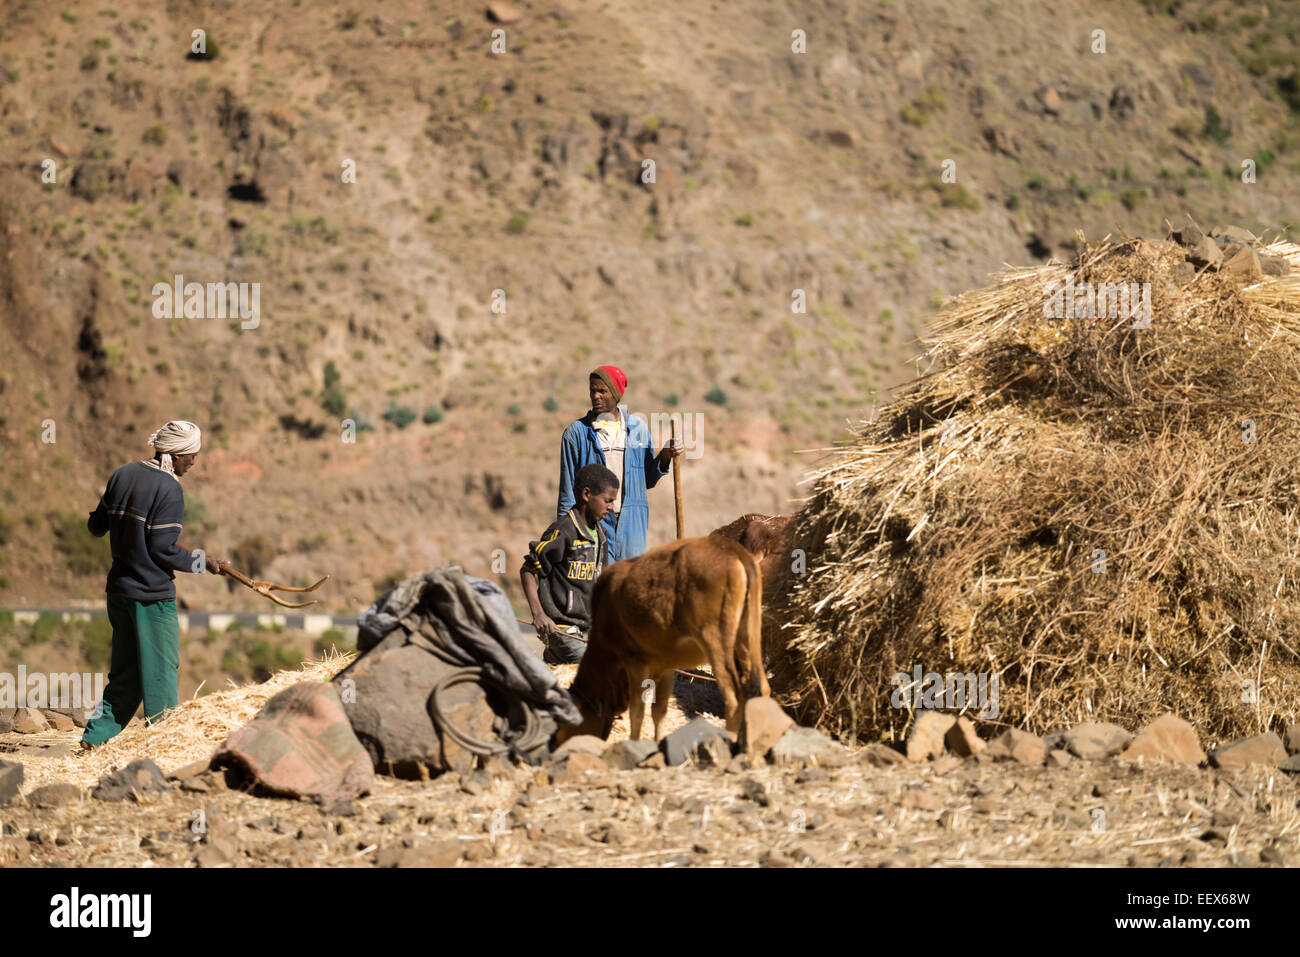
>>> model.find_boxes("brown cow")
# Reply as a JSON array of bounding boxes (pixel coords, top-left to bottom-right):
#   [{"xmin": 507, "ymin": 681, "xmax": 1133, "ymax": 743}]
[
  {"xmin": 709, "ymin": 513, "xmax": 792, "ymax": 582},
  {"xmin": 556, "ymin": 536, "xmax": 769, "ymax": 744}
]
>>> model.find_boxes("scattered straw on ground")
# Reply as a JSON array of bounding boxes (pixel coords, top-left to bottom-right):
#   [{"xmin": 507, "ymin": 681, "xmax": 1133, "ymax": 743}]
[
  {"xmin": 20, "ymin": 654, "xmax": 721, "ymax": 791},
  {"xmin": 20, "ymin": 652, "xmax": 355, "ymax": 790}
]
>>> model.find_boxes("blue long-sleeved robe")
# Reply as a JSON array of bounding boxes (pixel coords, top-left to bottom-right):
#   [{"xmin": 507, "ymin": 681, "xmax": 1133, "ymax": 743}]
[{"xmin": 557, "ymin": 407, "xmax": 669, "ymax": 562}]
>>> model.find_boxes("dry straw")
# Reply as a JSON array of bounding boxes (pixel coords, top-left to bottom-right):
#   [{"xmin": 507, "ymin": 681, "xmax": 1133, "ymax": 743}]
[
  {"xmin": 23, "ymin": 652, "xmax": 354, "ymax": 791},
  {"xmin": 766, "ymin": 237, "xmax": 1300, "ymax": 745}
]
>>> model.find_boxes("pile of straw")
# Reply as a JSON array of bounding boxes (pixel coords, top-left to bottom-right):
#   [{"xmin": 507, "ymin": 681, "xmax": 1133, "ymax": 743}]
[
  {"xmin": 767, "ymin": 236, "xmax": 1300, "ymax": 744},
  {"xmin": 22, "ymin": 652, "xmax": 353, "ymax": 790}
]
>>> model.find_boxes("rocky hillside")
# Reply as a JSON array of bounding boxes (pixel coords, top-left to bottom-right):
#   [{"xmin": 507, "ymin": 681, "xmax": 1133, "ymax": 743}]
[{"xmin": 1, "ymin": 0, "xmax": 1298, "ymax": 613}]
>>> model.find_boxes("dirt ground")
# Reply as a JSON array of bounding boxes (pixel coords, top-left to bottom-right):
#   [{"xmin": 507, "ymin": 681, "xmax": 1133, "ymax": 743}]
[{"xmin": 3, "ymin": 665, "xmax": 1296, "ymax": 868}]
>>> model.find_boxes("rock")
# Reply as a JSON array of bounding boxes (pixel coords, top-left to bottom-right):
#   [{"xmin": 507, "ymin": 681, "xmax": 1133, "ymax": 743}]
[
  {"xmin": 638, "ymin": 752, "xmax": 666, "ymax": 770},
  {"xmin": 906, "ymin": 711, "xmax": 956, "ymax": 762},
  {"xmin": 1279, "ymin": 728, "xmax": 1300, "ymax": 759},
  {"xmin": 1047, "ymin": 749, "xmax": 1073, "ymax": 768},
  {"xmin": 739, "ymin": 777, "xmax": 770, "ymax": 807},
  {"xmin": 689, "ymin": 734, "xmax": 732, "ymax": 769},
  {"xmin": 859, "ymin": 744, "xmax": 907, "ymax": 767},
  {"xmin": 1121, "ymin": 713, "xmax": 1205, "ymax": 766},
  {"xmin": 739, "ymin": 698, "xmax": 794, "ymax": 761},
  {"xmin": 1261, "ymin": 845, "xmax": 1285, "ymax": 865},
  {"xmin": 1041, "ymin": 730, "xmax": 1067, "ymax": 751},
  {"xmin": 41, "ymin": 711, "xmax": 76, "ymax": 732},
  {"xmin": 823, "ymin": 129, "xmax": 856, "ymax": 149},
  {"xmin": 1186, "ymin": 237, "xmax": 1223, "ymax": 269},
  {"xmin": 0, "ymin": 713, "xmax": 9, "ymax": 734},
  {"xmin": 549, "ymin": 751, "xmax": 607, "ymax": 784},
  {"xmin": 1171, "ymin": 223, "xmax": 1203, "ymax": 247},
  {"xmin": 602, "ymin": 739, "xmax": 659, "ymax": 770},
  {"xmin": 1170, "ymin": 261, "xmax": 1197, "ymax": 284},
  {"xmin": 769, "ymin": 726, "xmax": 849, "ymax": 768},
  {"xmin": 982, "ymin": 126, "xmax": 1018, "ymax": 157},
  {"xmin": 408, "ymin": 839, "xmax": 465, "ymax": 867},
  {"xmin": 324, "ymin": 799, "xmax": 358, "ymax": 817},
  {"xmin": 12, "ymin": 708, "xmax": 49, "ymax": 734},
  {"xmin": 660, "ymin": 717, "xmax": 730, "ymax": 767},
  {"xmin": 1282, "ymin": 754, "xmax": 1300, "ymax": 774},
  {"xmin": 795, "ymin": 767, "xmax": 828, "ymax": 784},
  {"xmin": 337, "ymin": 634, "xmax": 500, "ymax": 778},
  {"xmin": 194, "ymin": 837, "xmax": 238, "ymax": 867},
  {"xmin": 1208, "ymin": 733, "xmax": 1287, "ymax": 770},
  {"xmin": 486, "ymin": 2, "xmax": 524, "ymax": 23},
  {"xmin": 1210, "ymin": 225, "xmax": 1257, "ymax": 244},
  {"xmin": 986, "ymin": 728, "xmax": 1047, "ymax": 765},
  {"xmin": 27, "ymin": 783, "xmax": 81, "ymax": 808},
  {"xmin": 944, "ymin": 717, "xmax": 985, "ymax": 757},
  {"xmin": 1260, "ymin": 255, "xmax": 1290, "ymax": 276},
  {"xmin": 1220, "ymin": 244, "xmax": 1263, "ymax": 278},
  {"xmin": 724, "ymin": 754, "xmax": 750, "ymax": 774},
  {"xmin": 900, "ymin": 787, "xmax": 943, "ymax": 811},
  {"xmin": 1063, "ymin": 722, "xmax": 1131, "ymax": 760},
  {"xmin": 0, "ymin": 759, "xmax": 22, "ymax": 805},
  {"xmin": 167, "ymin": 758, "xmax": 213, "ymax": 781},
  {"xmin": 1038, "ymin": 86, "xmax": 1062, "ymax": 114},
  {"xmin": 931, "ymin": 755, "xmax": 962, "ymax": 775},
  {"xmin": 92, "ymin": 758, "xmax": 168, "ymax": 802}
]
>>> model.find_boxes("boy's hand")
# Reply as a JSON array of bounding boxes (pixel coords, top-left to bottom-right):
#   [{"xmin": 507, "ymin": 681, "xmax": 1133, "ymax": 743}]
[
  {"xmin": 205, "ymin": 555, "xmax": 226, "ymax": 575},
  {"xmin": 532, "ymin": 612, "xmax": 559, "ymax": 639}
]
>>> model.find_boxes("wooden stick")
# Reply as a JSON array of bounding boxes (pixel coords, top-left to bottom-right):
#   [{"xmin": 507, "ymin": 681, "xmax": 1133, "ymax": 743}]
[{"xmin": 672, "ymin": 418, "xmax": 684, "ymax": 539}]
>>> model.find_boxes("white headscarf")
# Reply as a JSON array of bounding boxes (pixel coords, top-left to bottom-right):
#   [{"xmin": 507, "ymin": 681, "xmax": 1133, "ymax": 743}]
[{"xmin": 147, "ymin": 420, "xmax": 202, "ymax": 476}]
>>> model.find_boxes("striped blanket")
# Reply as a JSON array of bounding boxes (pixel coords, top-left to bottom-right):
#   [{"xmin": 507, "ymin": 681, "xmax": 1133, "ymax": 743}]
[{"xmin": 215, "ymin": 681, "xmax": 374, "ymax": 803}]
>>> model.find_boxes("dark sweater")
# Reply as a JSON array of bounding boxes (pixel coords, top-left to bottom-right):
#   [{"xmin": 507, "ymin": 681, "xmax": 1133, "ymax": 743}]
[
  {"xmin": 521, "ymin": 510, "xmax": 608, "ymax": 630},
  {"xmin": 87, "ymin": 460, "xmax": 202, "ymax": 601}
]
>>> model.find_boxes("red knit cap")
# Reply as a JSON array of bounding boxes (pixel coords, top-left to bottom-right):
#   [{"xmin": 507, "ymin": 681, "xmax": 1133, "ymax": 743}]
[{"xmin": 591, "ymin": 365, "xmax": 628, "ymax": 401}]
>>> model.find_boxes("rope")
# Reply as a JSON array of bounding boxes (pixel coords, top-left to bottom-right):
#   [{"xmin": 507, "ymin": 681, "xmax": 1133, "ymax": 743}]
[{"xmin": 427, "ymin": 666, "xmax": 552, "ymax": 759}]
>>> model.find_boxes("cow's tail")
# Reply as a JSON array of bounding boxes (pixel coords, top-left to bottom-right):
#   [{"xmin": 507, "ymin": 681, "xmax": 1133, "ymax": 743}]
[{"xmin": 736, "ymin": 547, "xmax": 769, "ymax": 698}]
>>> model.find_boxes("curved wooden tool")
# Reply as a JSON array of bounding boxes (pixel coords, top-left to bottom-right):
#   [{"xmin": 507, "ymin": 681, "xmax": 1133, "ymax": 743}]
[{"xmin": 218, "ymin": 562, "xmax": 329, "ymax": 608}]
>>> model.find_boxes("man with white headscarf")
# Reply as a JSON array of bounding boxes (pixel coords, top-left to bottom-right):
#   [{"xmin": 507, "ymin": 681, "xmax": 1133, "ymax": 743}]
[{"xmin": 81, "ymin": 420, "xmax": 224, "ymax": 748}]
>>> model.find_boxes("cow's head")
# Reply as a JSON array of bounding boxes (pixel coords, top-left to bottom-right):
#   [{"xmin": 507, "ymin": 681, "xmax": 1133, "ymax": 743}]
[{"xmin": 553, "ymin": 648, "xmax": 629, "ymax": 744}]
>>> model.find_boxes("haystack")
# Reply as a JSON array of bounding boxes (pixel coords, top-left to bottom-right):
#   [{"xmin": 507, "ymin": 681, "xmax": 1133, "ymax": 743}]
[{"xmin": 767, "ymin": 235, "xmax": 1300, "ymax": 744}]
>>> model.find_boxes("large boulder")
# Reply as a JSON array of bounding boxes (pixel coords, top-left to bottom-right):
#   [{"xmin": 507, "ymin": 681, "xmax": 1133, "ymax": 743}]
[
  {"xmin": 1121, "ymin": 714, "xmax": 1204, "ymax": 766},
  {"xmin": 1208, "ymin": 732, "xmax": 1287, "ymax": 770},
  {"xmin": 336, "ymin": 633, "xmax": 499, "ymax": 778}
]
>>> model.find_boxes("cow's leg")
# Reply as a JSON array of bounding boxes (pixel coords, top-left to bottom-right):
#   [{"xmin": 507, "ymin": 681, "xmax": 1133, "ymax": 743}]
[
  {"xmin": 701, "ymin": 629, "xmax": 744, "ymax": 739},
  {"xmin": 650, "ymin": 668, "xmax": 673, "ymax": 741},
  {"xmin": 627, "ymin": 667, "xmax": 646, "ymax": 741}
]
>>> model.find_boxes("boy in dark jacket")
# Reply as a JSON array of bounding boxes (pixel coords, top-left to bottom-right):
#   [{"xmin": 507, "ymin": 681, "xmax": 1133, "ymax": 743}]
[{"xmin": 521, "ymin": 463, "xmax": 618, "ymax": 663}]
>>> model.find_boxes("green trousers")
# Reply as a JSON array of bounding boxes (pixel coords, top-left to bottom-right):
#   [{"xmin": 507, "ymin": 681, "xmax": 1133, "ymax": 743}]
[{"xmin": 81, "ymin": 594, "xmax": 180, "ymax": 747}]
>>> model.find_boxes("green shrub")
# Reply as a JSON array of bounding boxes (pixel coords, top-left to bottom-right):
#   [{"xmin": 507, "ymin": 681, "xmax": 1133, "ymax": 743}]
[
  {"xmin": 383, "ymin": 403, "xmax": 417, "ymax": 428},
  {"xmin": 83, "ymin": 616, "xmax": 114, "ymax": 668},
  {"xmin": 322, "ymin": 361, "xmax": 347, "ymax": 416},
  {"xmin": 53, "ymin": 513, "xmax": 109, "ymax": 576},
  {"xmin": 314, "ymin": 627, "xmax": 355, "ymax": 655},
  {"xmin": 506, "ymin": 210, "xmax": 529, "ymax": 234},
  {"xmin": 542, "ymin": 395, "xmax": 559, "ymax": 412},
  {"xmin": 231, "ymin": 534, "xmax": 276, "ymax": 578},
  {"xmin": 422, "ymin": 405, "xmax": 444, "ymax": 425},
  {"xmin": 0, "ymin": 608, "xmax": 13, "ymax": 639},
  {"xmin": 28, "ymin": 612, "xmax": 60, "ymax": 646},
  {"xmin": 705, "ymin": 386, "xmax": 728, "ymax": 406},
  {"xmin": 143, "ymin": 123, "xmax": 166, "ymax": 146},
  {"xmin": 1201, "ymin": 106, "xmax": 1230, "ymax": 145}
]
